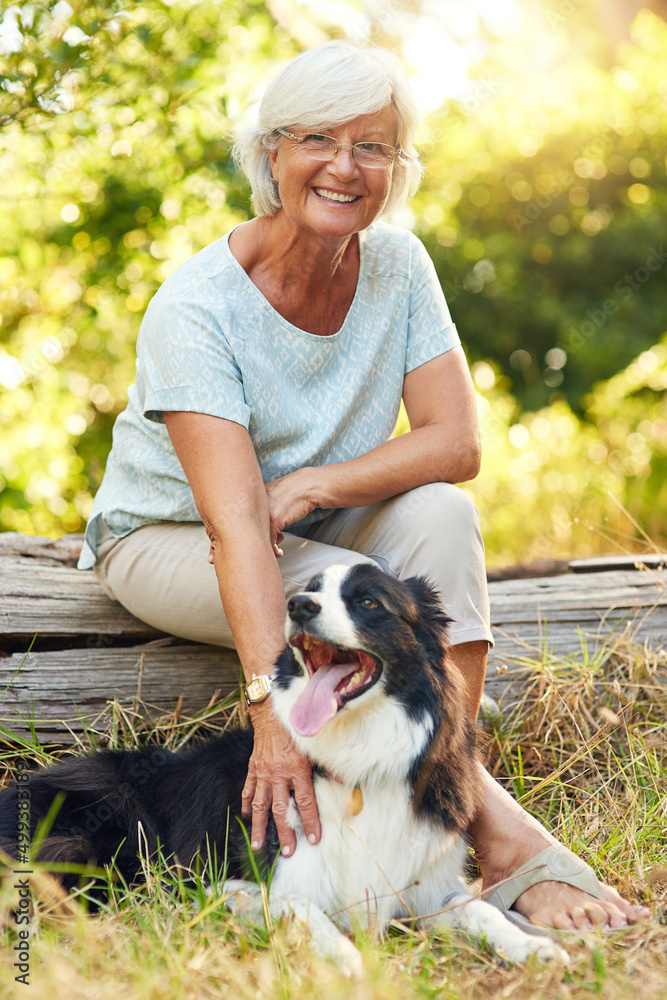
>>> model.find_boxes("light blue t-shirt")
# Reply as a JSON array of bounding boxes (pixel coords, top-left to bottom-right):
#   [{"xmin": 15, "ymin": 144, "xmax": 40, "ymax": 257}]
[{"xmin": 78, "ymin": 222, "xmax": 460, "ymax": 569}]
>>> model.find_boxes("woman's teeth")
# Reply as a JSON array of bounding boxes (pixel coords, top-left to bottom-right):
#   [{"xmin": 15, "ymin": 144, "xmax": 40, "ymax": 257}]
[{"xmin": 314, "ymin": 188, "xmax": 358, "ymax": 203}]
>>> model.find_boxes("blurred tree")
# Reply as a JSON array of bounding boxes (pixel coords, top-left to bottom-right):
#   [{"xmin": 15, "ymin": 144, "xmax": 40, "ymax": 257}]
[
  {"xmin": 412, "ymin": 9, "xmax": 667, "ymax": 411},
  {"xmin": 0, "ymin": 1, "xmax": 129, "ymax": 127}
]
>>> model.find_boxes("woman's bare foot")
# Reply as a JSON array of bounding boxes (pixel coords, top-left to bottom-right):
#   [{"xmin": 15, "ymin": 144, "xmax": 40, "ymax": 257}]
[
  {"xmin": 470, "ymin": 764, "xmax": 650, "ymax": 930},
  {"xmin": 511, "ymin": 879, "xmax": 649, "ymax": 931}
]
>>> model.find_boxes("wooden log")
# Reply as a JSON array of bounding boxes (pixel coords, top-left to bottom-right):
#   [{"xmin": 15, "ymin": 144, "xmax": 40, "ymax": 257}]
[
  {"xmin": 1, "ymin": 532, "xmax": 666, "ymax": 741},
  {"xmin": 0, "ymin": 532, "xmax": 84, "ymax": 566},
  {"xmin": 0, "ymin": 544, "xmax": 163, "ymax": 643},
  {"xmin": 0, "ymin": 641, "xmax": 241, "ymax": 742},
  {"xmin": 484, "ymin": 566, "xmax": 667, "ymax": 701},
  {"xmin": 569, "ymin": 553, "xmax": 667, "ymax": 573}
]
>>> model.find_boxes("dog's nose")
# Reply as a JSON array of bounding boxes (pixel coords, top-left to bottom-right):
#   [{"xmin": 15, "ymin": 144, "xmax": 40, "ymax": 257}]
[{"xmin": 287, "ymin": 596, "xmax": 321, "ymax": 622}]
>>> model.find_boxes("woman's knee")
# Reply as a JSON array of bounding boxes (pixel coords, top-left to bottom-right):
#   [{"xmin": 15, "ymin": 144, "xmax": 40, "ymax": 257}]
[
  {"xmin": 384, "ymin": 482, "xmax": 485, "ymax": 581},
  {"xmin": 392, "ymin": 484, "xmax": 490, "ymax": 642},
  {"xmin": 398, "ymin": 482, "xmax": 480, "ymax": 530}
]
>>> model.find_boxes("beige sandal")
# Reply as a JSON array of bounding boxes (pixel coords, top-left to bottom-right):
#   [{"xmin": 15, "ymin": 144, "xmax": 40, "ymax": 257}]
[{"xmin": 484, "ymin": 845, "xmax": 607, "ymax": 938}]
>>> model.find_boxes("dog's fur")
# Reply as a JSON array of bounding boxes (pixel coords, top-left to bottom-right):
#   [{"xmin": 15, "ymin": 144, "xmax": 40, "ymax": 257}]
[{"xmin": 0, "ymin": 563, "xmax": 568, "ymax": 969}]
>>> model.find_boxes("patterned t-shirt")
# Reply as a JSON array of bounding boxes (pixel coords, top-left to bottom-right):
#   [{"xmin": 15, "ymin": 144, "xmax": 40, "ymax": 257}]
[{"xmin": 78, "ymin": 222, "xmax": 460, "ymax": 569}]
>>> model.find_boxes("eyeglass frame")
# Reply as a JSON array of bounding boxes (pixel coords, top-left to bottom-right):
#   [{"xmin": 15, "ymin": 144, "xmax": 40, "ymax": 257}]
[{"xmin": 275, "ymin": 127, "xmax": 401, "ymax": 167}]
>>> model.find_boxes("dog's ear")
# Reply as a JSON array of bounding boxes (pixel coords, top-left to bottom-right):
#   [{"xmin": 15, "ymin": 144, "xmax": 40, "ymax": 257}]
[
  {"xmin": 403, "ymin": 575, "xmax": 452, "ymax": 651},
  {"xmin": 403, "ymin": 575, "xmax": 452, "ymax": 622}
]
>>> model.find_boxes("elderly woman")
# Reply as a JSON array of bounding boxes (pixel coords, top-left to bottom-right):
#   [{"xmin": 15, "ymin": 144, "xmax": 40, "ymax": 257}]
[{"xmin": 79, "ymin": 41, "xmax": 646, "ymax": 933}]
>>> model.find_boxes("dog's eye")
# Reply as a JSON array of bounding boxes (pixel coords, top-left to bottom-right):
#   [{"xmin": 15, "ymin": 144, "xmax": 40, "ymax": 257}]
[{"xmin": 360, "ymin": 597, "xmax": 377, "ymax": 609}]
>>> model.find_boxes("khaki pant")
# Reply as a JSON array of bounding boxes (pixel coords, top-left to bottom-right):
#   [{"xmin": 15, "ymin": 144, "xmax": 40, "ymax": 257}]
[{"xmin": 95, "ymin": 483, "xmax": 493, "ymax": 649}]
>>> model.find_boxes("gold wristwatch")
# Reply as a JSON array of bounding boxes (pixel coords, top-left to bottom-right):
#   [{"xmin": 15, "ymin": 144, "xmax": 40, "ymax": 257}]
[{"xmin": 244, "ymin": 673, "xmax": 274, "ymax": 705}]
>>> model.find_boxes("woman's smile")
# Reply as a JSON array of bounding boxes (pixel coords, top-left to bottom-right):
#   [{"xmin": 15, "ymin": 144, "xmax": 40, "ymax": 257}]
[{"xmin": 312, "ymin": 187, "xmax": 362, "ymax": 204}]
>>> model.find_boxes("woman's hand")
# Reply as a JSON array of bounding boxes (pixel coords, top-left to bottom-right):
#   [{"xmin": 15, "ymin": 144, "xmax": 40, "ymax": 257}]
[
  {"xmin": 264, "ymin": 468, "xmax": 322, "ymax": 555},
  {"xmin": 211, "ymin": 467, "xmax": 320, "ymax": 562},
  {"xmin": 242, "ymin": 702, "xmax": 321, "ymax": 856}
]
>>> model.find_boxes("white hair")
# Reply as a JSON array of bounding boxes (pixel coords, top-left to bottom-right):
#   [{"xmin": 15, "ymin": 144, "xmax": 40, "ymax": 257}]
[{"xmin": 232, "ymin": 40, "xmax": 423, "ymax": 217}]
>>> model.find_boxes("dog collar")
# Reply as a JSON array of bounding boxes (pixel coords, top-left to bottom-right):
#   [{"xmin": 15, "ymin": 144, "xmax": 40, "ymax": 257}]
[
  {"xmin": 244, "ymin": 674, "xmax": 274, "ymax": 705},
  {"xmin": 324, "ymin": 769, "xmax": 364, "ymax": 816}
]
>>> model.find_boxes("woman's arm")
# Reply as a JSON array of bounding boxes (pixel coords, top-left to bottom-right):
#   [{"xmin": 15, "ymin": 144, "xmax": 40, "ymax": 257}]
[
  {"xmin": 265, "ymin": 345, "xmax": 480, "ymax": 536},
  {"xmin": 163, "ymin": 411, "xmax": 321, "ymax": 856}
]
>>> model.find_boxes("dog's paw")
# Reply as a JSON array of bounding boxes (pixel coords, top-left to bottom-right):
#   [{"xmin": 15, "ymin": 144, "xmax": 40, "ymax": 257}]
[
  {"xmin": 221, "ymin": 881, "xmax": 364, "ymax": 978},
  {"xmin": 499, "ymin": 932, "xmax": 570, "ymax": 965},
  {"xmin": 275, "ymin": 893, "xmax": 364, "ymax": 978}
]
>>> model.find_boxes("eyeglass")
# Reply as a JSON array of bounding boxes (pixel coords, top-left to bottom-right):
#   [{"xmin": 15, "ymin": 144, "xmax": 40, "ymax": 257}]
[{"xmin": 276, "ymin": 128, "xmax": 400, "ymax": 168}]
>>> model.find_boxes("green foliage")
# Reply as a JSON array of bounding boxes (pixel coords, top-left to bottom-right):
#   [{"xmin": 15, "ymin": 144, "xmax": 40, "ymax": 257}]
[
  {"xmin": 413, "ymin": 9, "xmax": 667, "ymax": 411},
  {"xmin": 1, "ymin": 1, "xmax": 666, "ymax": 562},
  {"xmin": 0, "ymin": 1, "xmax": 128, "ymax": 127}
]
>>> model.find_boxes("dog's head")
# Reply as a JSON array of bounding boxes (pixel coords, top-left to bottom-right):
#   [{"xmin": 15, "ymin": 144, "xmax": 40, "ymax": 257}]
[
  {"xmin": 275, "ymin": 563, "xmax": 453, "ymax": 739},
  {"xmin": 272, "ymin": 563, "xmax": 480, "ymax": 827}
]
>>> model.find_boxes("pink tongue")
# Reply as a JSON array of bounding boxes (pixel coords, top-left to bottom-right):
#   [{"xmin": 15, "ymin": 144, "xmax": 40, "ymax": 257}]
[{"xmin": 290, "ymin": 662, "xmax": 357, "ymax": 737}]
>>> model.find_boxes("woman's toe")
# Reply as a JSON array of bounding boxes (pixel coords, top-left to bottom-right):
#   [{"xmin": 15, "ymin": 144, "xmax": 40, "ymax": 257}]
[
  {"xmin": 551, "ymin": 909, "xmax": 576, "ymax": 931},
  {"xmin": 606, "ymin": 906, "xmax": 630, "ymax": 929},
  {"xmin": 582, "ymin": 903, "xmax": 605, "ymax": 927},
  {"xmin": 571, "ymin": 906, "xmax": 593, "ymax": 931},
  {"xmin": 601, "ymin": 884, "xmax": 650, "ymax": 921}
]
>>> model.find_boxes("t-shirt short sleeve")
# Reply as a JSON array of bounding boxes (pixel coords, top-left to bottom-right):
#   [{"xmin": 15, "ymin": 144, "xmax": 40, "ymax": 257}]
[
  {"xmin": 135, "ymin": 277, "xmax": 251, "ymax": 428},
  {"xmin": 404, "ymin": 237, "xmax": 461, "ymax": 374}
]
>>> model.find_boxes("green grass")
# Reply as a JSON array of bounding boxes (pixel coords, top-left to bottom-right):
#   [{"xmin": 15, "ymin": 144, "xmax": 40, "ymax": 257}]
[{"xmin": 0, "ymin": 633, "xmax": 665, "ymax": 1000}]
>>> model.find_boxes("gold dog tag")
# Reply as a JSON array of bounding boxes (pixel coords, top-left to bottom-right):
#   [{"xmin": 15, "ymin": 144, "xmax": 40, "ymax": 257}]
[{"xmin": 348, "ymin": 786, "xmax": 363, "ymax": 816}]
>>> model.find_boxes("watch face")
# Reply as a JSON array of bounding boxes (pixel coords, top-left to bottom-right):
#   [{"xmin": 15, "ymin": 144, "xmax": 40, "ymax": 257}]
[{"xmin": 246, "ymin": 676, "xmax": 271, "ymax": 702}]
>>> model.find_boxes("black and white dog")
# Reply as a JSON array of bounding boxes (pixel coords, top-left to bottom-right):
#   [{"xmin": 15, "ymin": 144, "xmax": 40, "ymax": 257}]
[{"xmin": 0, "ymin": 564, "xmax": 568, "ymax": 971}]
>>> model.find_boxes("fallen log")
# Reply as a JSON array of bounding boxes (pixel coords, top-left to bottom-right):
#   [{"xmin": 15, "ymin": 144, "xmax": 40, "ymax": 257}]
[{"xmin": 1, "ymin": 533, "xmax": 665, "ymax": 742}]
